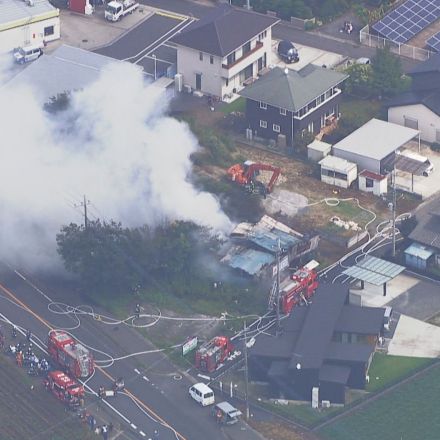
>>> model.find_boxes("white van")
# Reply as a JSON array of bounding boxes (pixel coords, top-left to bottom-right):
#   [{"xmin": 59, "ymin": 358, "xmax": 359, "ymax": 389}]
[
  {"xmin": 383, "ymin": 306, "xmax": 393, "ymax": 331},
  {"xmin": 189, "ymin": 383, "xmax": 215, "ymax": 406},
  {"xmin": 13, "ymin": 44, "xmax": 43, "ymax": 64}
]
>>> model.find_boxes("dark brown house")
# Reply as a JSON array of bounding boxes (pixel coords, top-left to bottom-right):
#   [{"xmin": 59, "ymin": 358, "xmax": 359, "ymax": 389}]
[{"xmin": 239, "ymin": 65, "xmax": 348, "ymax": 148}]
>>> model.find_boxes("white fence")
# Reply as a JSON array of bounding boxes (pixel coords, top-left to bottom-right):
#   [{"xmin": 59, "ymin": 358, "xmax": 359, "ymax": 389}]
[{"xmin": 359, "ymin": 24, "xmax": 434, "ymax": 61}]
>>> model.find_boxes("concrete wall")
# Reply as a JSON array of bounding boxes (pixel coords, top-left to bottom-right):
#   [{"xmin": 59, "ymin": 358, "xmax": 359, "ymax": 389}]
[
  {"xmin": 0, "ymin": 15, "xmax": 60, "ymax": 53},
  {"xmin": 388, "ymin": 104, "xmax": 440, "ymax": 144}
]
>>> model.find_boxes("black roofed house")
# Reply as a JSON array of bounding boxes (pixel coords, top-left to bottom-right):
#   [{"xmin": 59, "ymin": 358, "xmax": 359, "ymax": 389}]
[
  {"xmin": 407, "ymin": 196, "xmax": 440, "ymax": 270},
  {"xmin": 238, "ymin": 65, "xmax": 348, "ymax": 148},
  {"xmin": 387, "ymin": 53, "xmax": 440, "ymax": 144},
  {"xmin": 172, "ymin": 4, "xmax": 279, "ymax": 99},
  {"xmin": 249, "ymin": 284, "xmax": 385, "ymax": 404}
]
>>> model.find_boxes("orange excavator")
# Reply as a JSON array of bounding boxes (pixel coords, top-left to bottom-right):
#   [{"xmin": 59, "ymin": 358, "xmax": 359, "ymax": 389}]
[{"xmin": 227, "ymin": 161, "xmax": 281, "ymax": 197}]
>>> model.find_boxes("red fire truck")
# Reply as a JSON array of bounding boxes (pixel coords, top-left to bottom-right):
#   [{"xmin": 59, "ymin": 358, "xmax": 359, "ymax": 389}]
[
  {"xmin": 47, "ymin": 330, "xmax": 94, "ymax": 378},
  {"xmin": 195, "ymin": 336, "xmax": 233, "ymax": 373},
  {"xmin": 44, "ymin": 370, "xmax": 85, "ymax": 409},
  {"xmin": 279, "ymin": 261, "xmax": 319, "ymax": 314}
]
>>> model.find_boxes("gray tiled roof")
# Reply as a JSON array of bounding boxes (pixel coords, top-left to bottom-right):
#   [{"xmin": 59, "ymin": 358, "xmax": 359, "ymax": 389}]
[
  {"xmin": 0, "ymin": 0, "xmax": 57, "ymax": 26},
  {"xmin": 386, "ymin": 90, "xmax": 440, "ymax": 116},
  {"xmin": 239, "ymin": 65, "xmax": 348, "ymax": 112},
  {"xmin": 172, "ymin": 4, "xmax": 278, "ymax": 57},
  {"xmin": 409, "ymin": 197, "xmax": 440, "ymax": 251}
]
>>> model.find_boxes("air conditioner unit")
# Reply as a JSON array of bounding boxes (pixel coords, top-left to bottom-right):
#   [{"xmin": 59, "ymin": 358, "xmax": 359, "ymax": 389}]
[{"xmin": 322, "ymin": 400, "xmax": 331, "ymax": 408}]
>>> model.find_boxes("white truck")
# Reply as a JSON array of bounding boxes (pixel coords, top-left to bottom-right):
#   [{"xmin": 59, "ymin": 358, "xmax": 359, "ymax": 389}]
[
  {"xmin": 397, "ymin": 149, "xmax": 434, "ymax": 176},
  {"xmin": 104, "ymin": 0, "xmax": 138, "ymax": 21}
]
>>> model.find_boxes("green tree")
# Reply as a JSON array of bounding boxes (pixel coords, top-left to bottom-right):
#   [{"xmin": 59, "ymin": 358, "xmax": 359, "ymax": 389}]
[
  {"xmin": 371, "ymin": 47, "xmax": 410, "ymax": 97},
  {"xmin": 293, "ymin": 130, "xmax": 315, "ymax": 152},
  {"xmin": 343, "ymin": 63, "xmax": 373, "ymax": 96}
]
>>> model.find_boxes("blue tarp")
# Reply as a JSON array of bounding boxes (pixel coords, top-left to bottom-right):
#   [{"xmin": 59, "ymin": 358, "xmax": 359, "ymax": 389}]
[
  {"xmin": 248, "ymin": 228, "xmax": 302, "ymax": 254},
  {"xmin": 404, "ymin": 243, "xmax": 434, "ymax": 261}
]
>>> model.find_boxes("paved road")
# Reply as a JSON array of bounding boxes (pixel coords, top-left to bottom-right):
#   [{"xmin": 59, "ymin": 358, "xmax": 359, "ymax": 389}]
[
  {"xmin": 0, "ymin": 265, "xmax": 263, "ymax": 440},
  {"xmin": 140, "ymin": 0, "xmax": 419, "ymax": 72}
]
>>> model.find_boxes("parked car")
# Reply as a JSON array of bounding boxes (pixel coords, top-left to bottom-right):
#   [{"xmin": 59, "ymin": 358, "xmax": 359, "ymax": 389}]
[
  {"xmin": 13, "ymin": 44, "xmax": 43, "ymax": 64},
  {"xmin": 277, "ymin": 40, "xmax": 299, "ymax": 63}
]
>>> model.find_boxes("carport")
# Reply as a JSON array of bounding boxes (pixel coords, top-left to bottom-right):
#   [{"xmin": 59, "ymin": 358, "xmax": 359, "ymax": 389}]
[
  {"xmin": 342, "ymin": 256, "xmax": 405, "ymax": 296},
  {"xmin": 332, "ymin": 119, "xmax": 420, "ymax": 175}
]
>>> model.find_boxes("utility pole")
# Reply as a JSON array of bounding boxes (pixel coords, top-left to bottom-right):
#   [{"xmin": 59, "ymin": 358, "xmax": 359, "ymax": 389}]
[
  {"xmin": 276, "ymin": 238, "xmax": 281, "ymax": 334},
  {"xmin": 392, "ymin": 167, "xmax": 397, "ymax": 258},
  {"xmin": 243, "ymin": 320, "xmax": 250, "ymax": 420},
  {"xmin": 75, "ymin": 195, "xmax": 91, "ymax": 229},
  {"xmin": 246, "ymin": 0, "xmax": 251, "ymax": 10}
]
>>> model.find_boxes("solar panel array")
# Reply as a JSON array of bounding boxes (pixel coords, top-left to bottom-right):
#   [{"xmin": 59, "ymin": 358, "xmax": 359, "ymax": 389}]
[
  {"xmin": 372, "ymin": 0, "xmax": 440, "ymax": 44},
  {"xmin": 427, "ymin": 31, "xmax": 440, "ymax": 52}
]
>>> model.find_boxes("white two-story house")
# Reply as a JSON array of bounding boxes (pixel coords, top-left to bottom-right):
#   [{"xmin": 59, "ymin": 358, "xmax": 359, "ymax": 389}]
[{"xmin": 172, "ymin": 4, "xmax": 279, "ymax": 100}]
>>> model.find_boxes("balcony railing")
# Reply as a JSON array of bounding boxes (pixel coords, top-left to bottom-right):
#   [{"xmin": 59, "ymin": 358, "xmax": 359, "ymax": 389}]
[{"xmin": 222, "ymin": 41, "xmax": 263, "ymax": 70}]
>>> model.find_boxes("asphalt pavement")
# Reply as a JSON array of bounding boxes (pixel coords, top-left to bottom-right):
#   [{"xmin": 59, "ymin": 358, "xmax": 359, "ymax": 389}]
[{"xmin": 0, "ymin": 265, "xmax": 265, "ymax": 440}]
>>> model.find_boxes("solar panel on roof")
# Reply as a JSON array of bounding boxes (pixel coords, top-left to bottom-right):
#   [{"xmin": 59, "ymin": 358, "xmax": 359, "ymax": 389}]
[
  {"xmin": 427, "ymin": 31, "xmax": 440, "ymax": 52},
  {"xmin": 372, "ymin": 0, "xmax": 440, "ymax": 44}
]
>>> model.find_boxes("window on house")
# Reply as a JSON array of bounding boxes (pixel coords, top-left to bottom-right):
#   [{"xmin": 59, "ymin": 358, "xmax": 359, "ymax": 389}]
[
  {"xmin": 308, "ymin": 122, "xmax": 314, "ymax": 133},
  {"xmin": 260, "ymin": 120, "xmax": 267, "ymax": 128},
  {"xmin": 199, "ymin": 52, "xmax": 203, "ymax": 61},
  {"xmin": 225, "ymin": 78, "xmax": 229, "ymax": 87},
  {"xmin": 242, "ymin": 41, "xmax": 251, "ymax": 54},
  {"xmin": 210, "ymin": 55, "xmax": 214, "ymax": 64},
  {"xmin": 227, "ymin": 52, "xmax": 236, "ymax": 65},
  {"xmin": 259, "ymin": 101, "xmax": 267, "ymax": 109},
  {"xmin": 280, "ymin": 108, "xmax": 287, "ymax": 115},
  {"xmin": 44, "ymin": 26, "xmax": 54, "ymax": 36},
  {"xmin": 366, "ymin": 178, "xmax": 374, "ymax": 188},
  {"xmin": 404, "ymin": 116, "xmax": 418, "ymax": 130},
  {"xmin": 273, "ymin": 124, "xmax": 280, "ymax": 133}
]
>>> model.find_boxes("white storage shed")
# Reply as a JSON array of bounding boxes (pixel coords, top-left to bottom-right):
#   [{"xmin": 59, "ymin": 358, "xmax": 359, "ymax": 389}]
[
  {"xmin": 307, "ymin": 139, "xmax": 332, "ymax": 162},
  {"xmin": 332, "ymin": 119, "xmax": 420, "ymax": 175},
  {"xmin": 358, "ymin": 170, "xmax": 388, "ymax": 196},
  {"xmin": 319, "ymin": 155, "xmax": 357, "ymax": 189}
]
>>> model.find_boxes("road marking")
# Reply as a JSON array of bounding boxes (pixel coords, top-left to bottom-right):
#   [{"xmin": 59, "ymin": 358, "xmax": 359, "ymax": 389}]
[
  {"xmin": 197, "ymin": 374, "xmax": 211, "ymax": 381},
  {"xmin": 14, "ymin": 270, "xmax": 26, "ymax": 281},
  {"xmin": 130, "ymin": 423, "xmax": 137, "ymax": 430},
  {"xmin": 134, "ymin": 368, "xmax": 141, "ymax": 374},
  {"xmin": 0, "ymin": 281, "xmax": 188, "ymax": 440},
  {"xmin": 142, "ymin": 376, "xmax": 150, "ymax": 382},
  {"xmin": 155, "ymin": 10, "xmax": 187, "ymax": 21},
  {"xmin": 139, "ymin": 431, "xmax": 146, "ymax": 437}
]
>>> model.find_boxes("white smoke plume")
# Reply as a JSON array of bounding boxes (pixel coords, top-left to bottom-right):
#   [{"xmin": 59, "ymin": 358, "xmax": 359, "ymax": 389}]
[{"xmin": 0, "ymin": 61, "xmax": 231, "ymax": 271}]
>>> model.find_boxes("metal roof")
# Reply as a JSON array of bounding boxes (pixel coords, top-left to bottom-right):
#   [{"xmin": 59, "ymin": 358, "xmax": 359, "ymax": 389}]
[
  {"xmin": 227, "ymin": 249, "xmax": 274, "ymax": 275},
  {"xmin": 392, "ymin": 154, "xmax": 431, "ymax": 175},
  {"xmin": 319, "ymin": 155, "xmax": 357, "ymax": 174},
  {"xmin": 249, "ymin": 228, "xmax": 301, "ymax": 254},
  {"xmin": 0, "ymin": 0, "xmax": 57, "ymax": 28},
  {"xmin": 307, "ymin": 139, "xmax": 332, "ymax": 153},
  {"xmin": 404, "ymin": 243, "xmax": 434, "ymax": 261},
  {"xmin": 332, "ymin": 119, "xmax": 419, "ymax": 161},
  {"xmin": 3, "ymin": 45, "xmax": 128, "ymax": 104},
  {"xmin": 342, "ymin": 256, "xmax": 405, "ymax": 286}
]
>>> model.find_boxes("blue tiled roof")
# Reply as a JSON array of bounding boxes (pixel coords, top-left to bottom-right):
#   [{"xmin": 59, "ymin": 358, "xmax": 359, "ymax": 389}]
[{"xmin": 228, "ymin": 249, "xmax": 275, "ymax": 275}]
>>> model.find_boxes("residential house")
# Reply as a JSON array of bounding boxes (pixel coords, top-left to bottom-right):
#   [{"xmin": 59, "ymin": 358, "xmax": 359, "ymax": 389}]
[
  {"xmin": 238, "ymin": 65, "xmax": 348, "ymax": 147},
  {"xmin": 172, "ymin": 4, "xmax": 279, "ymax": 98},
  {"xmin": 408, "ymin": 196, "xmax": 440, "ymax": 268},
  {"xmin": 387, "ymin": 53, "xmax": 440, "ymax": 144},
  {"xmin": 249, "ymin": 284, "xmax": 385, "ymax": 405}
]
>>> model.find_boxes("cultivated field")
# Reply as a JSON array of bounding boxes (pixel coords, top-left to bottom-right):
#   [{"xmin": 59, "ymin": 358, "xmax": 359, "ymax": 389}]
[
  {"xmin": 318, "ymin": 363, "xmax": 440, "ymax": 440},
  {"xmin": 0, "ymin": 355, "xmax": 96, "ymax": 440}
]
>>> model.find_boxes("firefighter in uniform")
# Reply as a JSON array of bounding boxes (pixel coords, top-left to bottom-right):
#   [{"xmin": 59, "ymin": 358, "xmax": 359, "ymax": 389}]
[
  {"xmin": 135, "ymin": 304, "xmax": 141, "ymax": 319},
  {"xmin": 16, "ymin": 351, "xmax": 23, "ymax": 367}
]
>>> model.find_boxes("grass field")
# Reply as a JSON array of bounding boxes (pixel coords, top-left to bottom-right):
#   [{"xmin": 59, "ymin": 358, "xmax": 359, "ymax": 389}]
[
  {"xmin": 0, "ymin": 355, "xmax": 96, "ymax": 440},
  {"xmin": 318, "ymin": 363, "xmax": 440, "ymax": 440},
  {"xmin": 366, "ymin": 353, "xmax": 433, "ymax": 392}
]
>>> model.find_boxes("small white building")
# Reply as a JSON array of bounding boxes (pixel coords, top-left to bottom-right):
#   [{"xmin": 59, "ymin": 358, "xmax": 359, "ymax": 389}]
[
  {"xmin": 319, "ymin": 155, "xmax": 357, "ymax": 189},
  {"xmin": 307, "ymin": 139, "xmax": 332, "ymax": 162},
  {"xmin": 0, "ymin": 0, "xmax": 60, "ymax": 54},
  {"xmin": 358, "ymin": 170, "xmax": 388, "ymax": 196}
]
